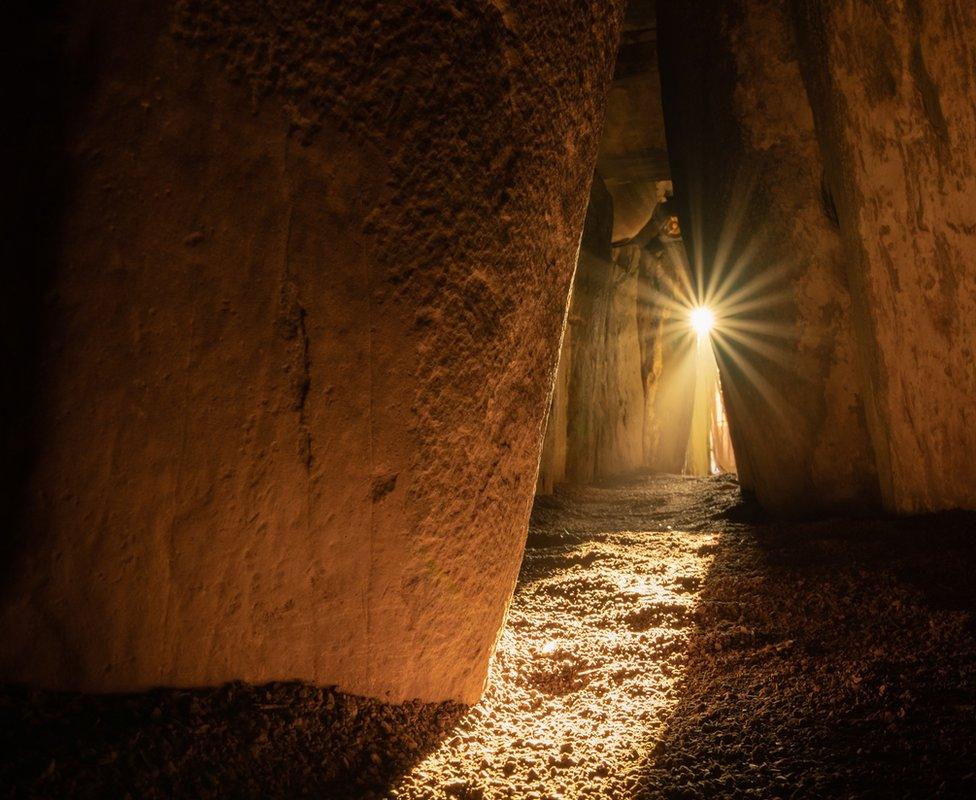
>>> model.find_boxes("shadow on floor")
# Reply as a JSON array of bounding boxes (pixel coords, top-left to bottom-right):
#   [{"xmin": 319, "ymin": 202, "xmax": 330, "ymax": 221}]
[
  {"xmin": 0, "ymin": 680, "xmax": 464, "ymax": 799},
  {"xmin": 632, "ymin": 508, "xmax": 976, "ymax": 799}
]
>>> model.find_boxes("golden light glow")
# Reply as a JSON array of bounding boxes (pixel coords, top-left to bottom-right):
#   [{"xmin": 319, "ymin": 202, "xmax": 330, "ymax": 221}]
[
  {"xmin": 392, "ymin": 532, "xmax": 719, "ymax": 799},
  {"xmin": 634, "ymin": 178, "xmax": 800, "ymax": 475},
  {"xmin": 664, "ymin": 214, "xmax": 682, "ymax": 237},
  {"xmin": 690, "ymin": 306, "xmax": 715, "ymax": 337}
]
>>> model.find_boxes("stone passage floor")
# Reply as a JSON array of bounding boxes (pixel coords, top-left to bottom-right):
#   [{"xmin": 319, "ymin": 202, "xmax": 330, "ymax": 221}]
[
  {"xmin": 3, "ymin": 475, "xmax": 976, "ymax": 798},
  {"xmin": 392, "ymin": 475, "xmax": 733, "ymax": 799},
  {"xmin": 395, "ymin": 474, "xmax": 976, "ymax": 799}
]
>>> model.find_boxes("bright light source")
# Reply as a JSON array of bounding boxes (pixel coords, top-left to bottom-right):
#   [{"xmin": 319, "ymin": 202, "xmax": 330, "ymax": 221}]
[{"xmin": 690, "ymin": 306, "xmax": 715, "ymax": 337}]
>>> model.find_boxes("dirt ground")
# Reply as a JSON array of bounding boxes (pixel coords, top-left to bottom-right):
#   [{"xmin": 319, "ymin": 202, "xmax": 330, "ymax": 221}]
[{"xmin": 3, "ymin": 474, "xmax": 976, "ymax": 798}]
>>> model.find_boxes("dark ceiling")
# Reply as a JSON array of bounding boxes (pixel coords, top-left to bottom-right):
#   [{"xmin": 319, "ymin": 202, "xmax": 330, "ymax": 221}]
[{"xmin": 597, "ymin": 0, "xmax": 669, "ymax": 242}]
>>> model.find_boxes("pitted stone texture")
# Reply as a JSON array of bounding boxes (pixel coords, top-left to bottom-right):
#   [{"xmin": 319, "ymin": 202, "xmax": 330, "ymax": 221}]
[{"xmin": 0, "ymin": 0, "xmax": 625, "ymax": 703}]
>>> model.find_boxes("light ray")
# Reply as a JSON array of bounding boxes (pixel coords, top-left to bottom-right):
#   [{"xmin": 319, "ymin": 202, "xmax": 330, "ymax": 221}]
[
  {"xmin": 714, "ymin": 326, "xmax": 803, "ymax": 372},
  {"xmin": 718, "ymin": 317, "xmax": 796, "ymax": 340}
]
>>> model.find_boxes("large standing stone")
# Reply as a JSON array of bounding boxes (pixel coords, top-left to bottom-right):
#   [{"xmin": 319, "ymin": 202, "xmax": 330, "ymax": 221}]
[
  {"xmin": 569, "ymin": 245, "xmax": 647, "ymax": 481},
  {"xmin": 658, "ymin": 0, "xmax": 878, "ymax": 514},
  {"xmin": 0, "ymin": 0, "xmax": 624, "ymax": 703},
  {"xmin": 792, "ymin": 0, "xmax": 976, "ymax": 513}
]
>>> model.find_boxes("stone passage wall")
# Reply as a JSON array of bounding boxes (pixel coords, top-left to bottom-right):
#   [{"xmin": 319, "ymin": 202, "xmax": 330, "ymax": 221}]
[
  {"xmin": 564, "ymin": 247, "xmax": 647, "ymax": 483},
  {"xmin": 659, "ymin": 0, "xmax": 976, "ymax": 515},
  {"xmin": 0, "ymin": 0, "xmax": 624, "ymax": 703},
  {"xmin": 537, "ymin": 232, "xmax": 699, "ymax": 490},
  {"xmin": 658, "ymin": 0, "xmax": 878, "ymax": 515},
  {"xmin": 792, "ymin": 0, "xmax": 976, "ymax": 513}
]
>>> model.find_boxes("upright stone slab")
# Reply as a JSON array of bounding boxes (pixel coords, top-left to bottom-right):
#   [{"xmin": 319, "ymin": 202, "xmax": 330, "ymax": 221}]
[
  {"xmin": 793, "ymin": 0, "xmax": 976, "ymax": 513},
  {"xmin": 0, "ymin": 0, "xmax": 625, "ymax": 703},
  {"xmin": 658, "ymin": 0, "xmax": 878, "ymax": 514}
]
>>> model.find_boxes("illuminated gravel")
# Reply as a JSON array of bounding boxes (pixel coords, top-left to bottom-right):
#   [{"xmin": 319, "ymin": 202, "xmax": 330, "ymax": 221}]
[{"xmin": 392, "ymin": 476, "xmax": 732, "ymax": 799}]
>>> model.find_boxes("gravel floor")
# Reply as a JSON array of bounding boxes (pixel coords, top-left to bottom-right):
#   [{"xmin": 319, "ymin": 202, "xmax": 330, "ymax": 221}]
[{"xmin": 3, "ymin": 474, "xmax": 976, "ymax": 798}]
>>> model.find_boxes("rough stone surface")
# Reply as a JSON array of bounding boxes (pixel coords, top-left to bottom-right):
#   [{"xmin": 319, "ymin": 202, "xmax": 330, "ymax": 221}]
[
  {"xmin": 0, "ymin": 0, "xmax": 625, "ymax": 703},
  {"xmin": 792, "ymin": 0, "xmax": 976, "ymax": 513},
  {"xmin": 565, "ymin": 249, "xmax": 646, "ymax": 483},
  {"xmin": 658, "ymin": 0, "xmax": 878, "ymax": 514}
]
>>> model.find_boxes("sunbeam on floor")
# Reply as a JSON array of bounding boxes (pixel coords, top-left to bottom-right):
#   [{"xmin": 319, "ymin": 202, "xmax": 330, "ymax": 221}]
[{"xmin": 392, "ymin": 482, "xmax": 722, "ymax": 799}]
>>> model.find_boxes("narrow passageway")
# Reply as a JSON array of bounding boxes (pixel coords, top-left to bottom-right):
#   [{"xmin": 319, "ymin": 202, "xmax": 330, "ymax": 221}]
[
  {"xmin": 394, "ymin": 476, "xmax": 976, "ymax": 799},
  {"xmin": 394, "ymin": 475, "xmax": 733, "ymax": 799},
  {"xmin": 5, "ymin": 3, "xmax": 976, "ymax": 797}
]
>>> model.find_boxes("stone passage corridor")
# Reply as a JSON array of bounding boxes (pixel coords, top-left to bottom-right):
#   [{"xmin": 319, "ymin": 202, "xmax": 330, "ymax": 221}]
[
  {"xmin": 5, "ymin": 4, "xmax": 976, "ymax": 797},
  {"xmin": 6, "ymin": 475, "xmax": 974, "ymax": 798}
]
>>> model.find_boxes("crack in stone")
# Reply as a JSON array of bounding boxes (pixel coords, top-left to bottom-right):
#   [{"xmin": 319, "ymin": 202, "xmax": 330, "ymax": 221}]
[{"xmin": 295, "ymin": 299, "xmax": 313, "ymax": 474}]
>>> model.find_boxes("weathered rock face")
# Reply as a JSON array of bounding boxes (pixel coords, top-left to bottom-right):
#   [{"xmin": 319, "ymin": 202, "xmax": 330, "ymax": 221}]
[
  {"xmin": 658, "ymin": 0, "xmax": 879, "ymax": 514},
  {"xmin": 536, "ymin": 173, "xmax": 618, "ymax": 495},
  {"xmin": 564, "ymin": 247, "xmax": 647, "ymax": 483},
  {"xmin": 792, "ymin": 0, "xmax": 976, "ymax": 513},
  {"xmin": 0, "ymin": 0, "xmax": 624, "ymax": 703}
]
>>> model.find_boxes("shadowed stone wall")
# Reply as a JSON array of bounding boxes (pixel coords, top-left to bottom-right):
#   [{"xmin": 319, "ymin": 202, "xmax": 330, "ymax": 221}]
[
  {"xmin": 659, "ymin": 0, "xmax": 976, "ymax": 515},
  {"xmin": 792, "ymin": 0, "xmax": 976, "ymax": 513}
]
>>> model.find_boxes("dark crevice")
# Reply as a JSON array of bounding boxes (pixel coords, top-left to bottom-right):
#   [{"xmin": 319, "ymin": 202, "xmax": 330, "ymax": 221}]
[
  {"xmin": 276, "ymin": 279, "xmax": 313, "ymax": 474},
  {"xmin": 820, "ymin": 170, "xmax": 840, "ymax": 229},
  {"xmin": 295, "ymin": 301, "xmax": 313, "ymax": 474},
  {"xmin": 909, "ymin": 42, "xmax": 950, "ymax": 146}
]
